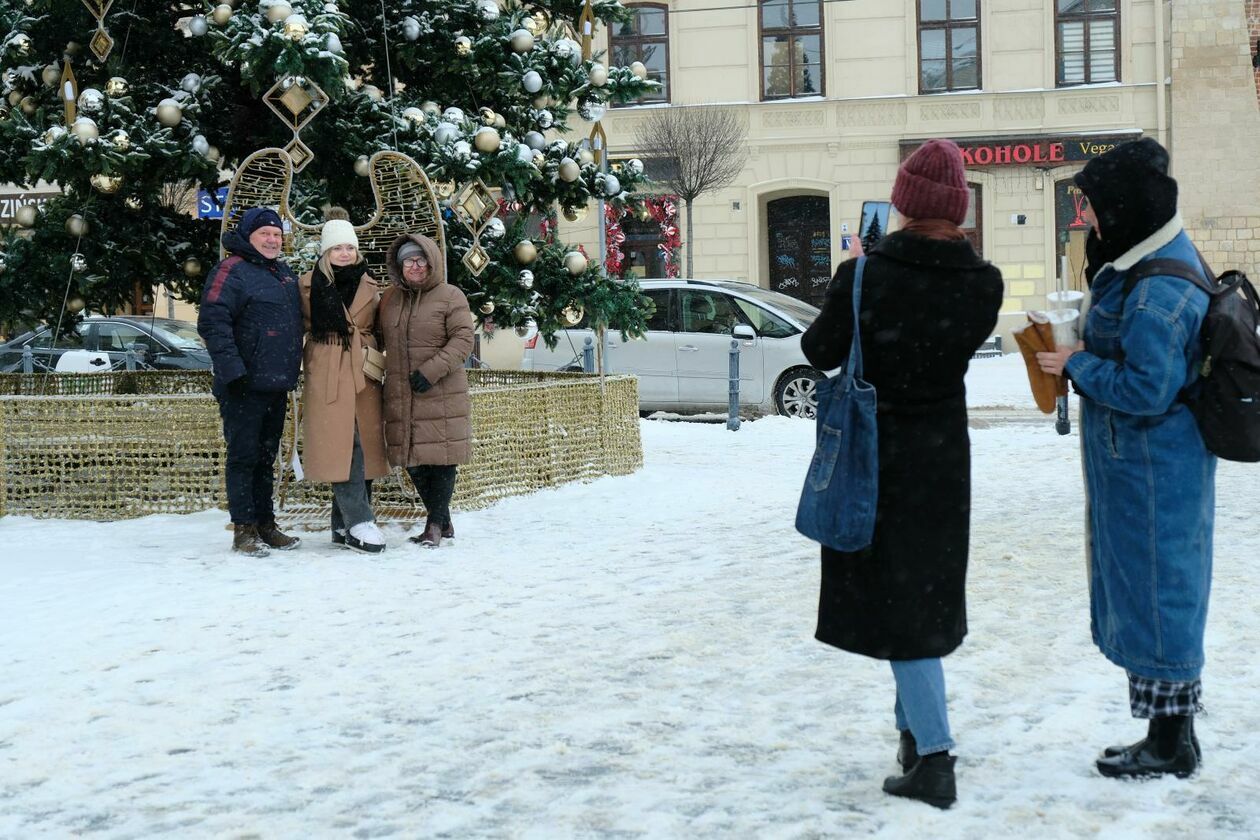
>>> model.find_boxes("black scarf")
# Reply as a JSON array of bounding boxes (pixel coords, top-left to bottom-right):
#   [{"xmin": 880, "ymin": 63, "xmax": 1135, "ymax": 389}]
[{"xmin": 309, "ymin": 261, "xmax": 364, "ymax": 345}]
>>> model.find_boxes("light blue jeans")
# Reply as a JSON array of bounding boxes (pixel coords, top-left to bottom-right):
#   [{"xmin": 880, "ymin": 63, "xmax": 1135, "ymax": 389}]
[{"xmin": 891, "ymin": 658, "xmax": 955, "ymax": 756}]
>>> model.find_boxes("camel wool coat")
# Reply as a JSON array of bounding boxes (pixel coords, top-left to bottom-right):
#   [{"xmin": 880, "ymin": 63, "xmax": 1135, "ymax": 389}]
[
  {"xmin": 298, "ymin": 269, "xmax": 390, "ymax": 483},
  {"xmin": 378, "ymin": 234, "xmax": 474, "ymax": 467}
]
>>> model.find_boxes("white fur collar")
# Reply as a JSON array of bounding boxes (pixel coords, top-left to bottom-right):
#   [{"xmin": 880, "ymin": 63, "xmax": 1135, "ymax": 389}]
[{"xmin": 1108, "ymin": 213, "xmax": 1184, "ymax": 272}]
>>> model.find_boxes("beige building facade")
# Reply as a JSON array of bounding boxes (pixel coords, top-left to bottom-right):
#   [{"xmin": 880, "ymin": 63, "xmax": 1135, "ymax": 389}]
[{"xmin": 564, "ymin": 0, "xmax": 1260, "ymax": 346}]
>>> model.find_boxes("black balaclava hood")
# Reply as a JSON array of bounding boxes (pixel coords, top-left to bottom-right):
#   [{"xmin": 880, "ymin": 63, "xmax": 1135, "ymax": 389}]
[{"xmin": 1073, "ymin": 137, "xmax": 1179, "ymax": 268}]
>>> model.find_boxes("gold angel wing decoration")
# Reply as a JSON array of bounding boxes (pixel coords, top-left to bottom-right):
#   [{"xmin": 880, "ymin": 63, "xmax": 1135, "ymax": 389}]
[{"xmin": 218, "ymin": 148, "xmax": 444, "ymax": 283}]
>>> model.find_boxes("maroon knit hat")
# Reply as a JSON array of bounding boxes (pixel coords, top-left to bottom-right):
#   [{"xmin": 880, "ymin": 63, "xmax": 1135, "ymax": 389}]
[{"xmin": 891, "ymin": 139, "xmax": 969, "ymax": 225}]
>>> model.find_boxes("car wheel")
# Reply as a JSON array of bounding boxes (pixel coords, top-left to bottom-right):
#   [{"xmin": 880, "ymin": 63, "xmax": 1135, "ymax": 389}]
[{"xmin": 774, "ymin": 367, "xmax": 823, "ymax": 419}]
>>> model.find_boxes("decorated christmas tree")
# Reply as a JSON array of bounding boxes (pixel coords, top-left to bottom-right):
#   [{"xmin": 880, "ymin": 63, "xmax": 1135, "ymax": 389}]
[{"xmin": 0, "ymin": 0, "xmax": 657, "ymax": 343}]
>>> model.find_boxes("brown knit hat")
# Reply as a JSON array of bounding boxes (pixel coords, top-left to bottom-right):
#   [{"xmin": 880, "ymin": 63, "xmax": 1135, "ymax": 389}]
[{"xmin": 891, "ymin": 139, "xmax": 969, "ymax": 225}]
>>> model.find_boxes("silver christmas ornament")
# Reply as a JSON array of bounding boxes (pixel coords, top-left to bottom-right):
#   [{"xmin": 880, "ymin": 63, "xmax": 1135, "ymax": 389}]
[
  {"xmin": 484, "ymin": 218, "xmax": 505, "ymax": 238},
  {"xmin": 71, "ymin": 117, "xmax": 99, "ymax": 145},
  {"xmin": 603, "ymin": 174, "xmax": 621, "ymax": 196},
  {"xmin": 0, "ymin": 252, "xmax": 7, "ymax": 274},
  {"xmin": 189, "ymin": 15, "xmax": 209, "ymax": 36},
  {"xmin": 180, "ymin": 73, "xmax": 202, "ymax": 93},
  {"xmin": 402, "ymin": 106, "xmax": 424, "ymax": 125},
  {"xmin": 434, "ymin": 122, "xmax": 459, "ymax": 145},
  {"xmin": 588, "ymin": 63, "xmax": 608, "ymax": 87},
  {"xmin": 524, "ymin": 130, "xmax": 546, "ymax": 151},
  {"xmin": 326, "ymin": 33, "xmax": 342, "ymax": 53},
  {"xmin": 15, "ymin": 203, "xmax": 39, "ymax": 228},
  {"xmin": 192, "ymin": 134, "xmax": 210, "ymax": 156},
  {"xmin": 90, "ymin": 172, "xmax": 124, "ymax": 193},
  {"xmin": 454, "ymin": 35, "xmax": 472, "ymax": 55},
  {"xmin": 536, "ymin": 109, "xmax": 553, "ymax": 129},
  {"xmin": 631, "ymin": 61, "xmax": 648, "ymax": 79},
  {"xmin": 70, "ymin": 253, "xmax": 88, "ymax": 273},
  {"xmin": 442, "ymin": 106, "xmax": 465, "ymax": 123},
  {"xmin": 402, "ymin": 16, "xmax": 421, "ymax": 41},
  {"xmin": 264, "ymin": 1, "xmax": 292, "ymax": 24},
  {"xmin": 77, "ymin": 88, "xmax": 105, "ymax": 114},
  {"xmin": 453, "ymin": 139, "xmax": 472, "ymax": 157},
  {"xmin": 582, "ymin": 100, "xmax": 606, "ymax": 122},
  {"xmin": 42, "ymin": 125, "xmax": 66, "ymax": 144},
  {"xmin": 156, "ymin": 98, "xmax": 183, "ymax": 127},
  {"xmin": 510, "ymin": 29, "xmax": 534, "ymax": 53},
  {"xmin": 522, "ymin": 70, "xmax": 543, "ymax": 94},
  {"xmin": 421, "ymin": 100, "xmax": 441, "ymax": 116},
  {"xmin": 516, "ymin": 143, "xmax": 534, "ymax": 164},
  {"xmin": 206, "ymin": 145, "xmax": 221, "ymax": 162},
  {"xmin": 112, "ymin": 131, "xmax": 131, "ymax": 151},
  {"xmin": 518, "ymin": 270, "xmax": 534, "ymax": 289},
  {"xmin": 65, "ymin": 214, "xmax": 89, "ymax": 237},
  {"xmin": 477, "ymin": 0, "xmax": 499, "ymax": 21},
  {"xmin": 626, "ymin": 158, "xmax": 644, "ymax": 175}
]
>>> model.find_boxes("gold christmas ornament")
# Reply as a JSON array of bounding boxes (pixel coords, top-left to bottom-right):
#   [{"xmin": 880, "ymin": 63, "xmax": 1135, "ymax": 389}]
[
  {"xmin": 522, "ymin": 16, "xmax": 538, "ymax": 34},
  {"xmin": 182, "ymin": 257, "xmax": 203, "ymax": 277},
  {"xmin": 206, "ymin": 145, "xmax": 221, "ymax": 162},
  {"xmin": 71, "ymin": 117, "xmax": 99, "ymax": 145},
  {"xmin": 104, "ymin": 76, "xmax": 129, "ymax": 97},
  {"xmin": 19, "ymin": 96, "xmax": 37, "ymax": 116},
  {"xmin": 42, "ymin": 125, "xmax": 66, "ymax": 144},
  {"xmin": 588, "ymin": 63, "xmax": 608, "ymax": 87},
  {"xmin": 212, "ymin": 4, "xmax": 233, "ymax": 25},
  {"xmin": 112, "ymin": 130, "xmax": 131, "ymax": 150},
  {"xmin": 563, "ymin": 204, "xmax": 588, "ymax": 223},
  {"xmin": 421, "ymin": 100, "xmax": 441, "ymax": 116},
  {"xmin": 636, "ymin": 204, "xmax": 652, "ymax": 222},
  {"xmin": 558, "ymin": 157, "xmax": 580, "ymax": 183},
  {"xmin": 354, "ymin": 155, "xmax": 371, "ymax": 177},
  {"xmin": 10, "ymin": 33, "xmax": 32, "ymax": 55},
  {"xmin": 577, "ymin": 149, "xmax": 594, "ymax": 166},
  {"xmin": 65, "ymin": 214, "xmax": 90, "ymax": 237},
  {"xmin": 124, "ymin": 196, "xmax": 143, "ymax": 210},
  {"xmin": 7, "ymin": 91, "xmax": 21, "ymax": 107},
  {"xmin": 479, "ymin": 301, "xmax": 495, "ymax": 315},
  {"xmin": 156, "ymin": 98, "xmax": 182, "ymax": 127},
  {"xmin": 513, "ymin": 240, "xmax": 537, "ymax": 264},
  {"xmin": 67, "ymin": 296, "xmax": 86, "ymax": 314},
  {"xmin": 42, "ymin": 64, "xmax": 61, "ymax": 87},
  {"xmin": 15, "ymin": 203, "xmax": 40, "ymax": 228},
  {"xmin": 473, "ymin": 127, "xmax": 500, "ymax": 154},
  {"xmin": 493, "ymin": 114, "xmax": 505, "ymax": 129},
  {"xmin": 564, "ymin": 251, "xmax": 588, "ymax": 275},
  {"xmin": 562, "ymin": 305, "xmax": 584, "ymax": 326},
  {"xmin": 509, "ymin": 28, "xmax": 534, "ymax": 53},
  {"xmin": 455, "ymin": 35, "xmax": 472, "ymax": 56},
  {"xmin": 630, "ymin": 61, "xmax": 648, "ymax": 80},
  {"xmin": 90, "ymin": 172, "xmax": 124, "ymax": 193},
  {"xmin": 479, "ymin": 107, "xmax": 496, "ymax": 126},
  {"xmin": 283, "ymin": 13, "xmax": 308, "ymax": 40},
  {"xmin": 531, "ymin": 10, "xmax": 550, "ymax": 32},
  {"xmin": 531, "ymin": 150, "xmax": 546, "ymax": 169}
]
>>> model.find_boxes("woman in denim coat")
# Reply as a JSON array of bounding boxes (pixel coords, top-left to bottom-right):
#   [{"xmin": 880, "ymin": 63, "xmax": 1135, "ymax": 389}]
[{"xmin": 1039, "ymin": 138, "xmax": 1214, "ymax": 780}]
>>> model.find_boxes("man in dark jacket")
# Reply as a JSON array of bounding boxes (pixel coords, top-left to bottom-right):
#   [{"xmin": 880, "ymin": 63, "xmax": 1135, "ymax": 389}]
[{"xmin": 198, "ymin": 207, "xmax": 304, "ymax": 557}]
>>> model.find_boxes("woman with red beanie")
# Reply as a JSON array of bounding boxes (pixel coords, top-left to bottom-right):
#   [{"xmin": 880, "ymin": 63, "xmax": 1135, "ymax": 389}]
[{"xmin": 802, "ymin": 139, "xmax": 1003, "ymax": 809}]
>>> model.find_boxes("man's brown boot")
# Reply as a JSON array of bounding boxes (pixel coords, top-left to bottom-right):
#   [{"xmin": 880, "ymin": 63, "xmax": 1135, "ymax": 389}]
[
  {"xmin": 233, "ymin": 523, "xmax": 270, "ymax": 557},
  {"xmin": 408, "ymin": 519, "xmax": 443, "ymax": 549},
  {"xmin": 257, "ymin": 519, "xmax": 301, "ymax": 550}
]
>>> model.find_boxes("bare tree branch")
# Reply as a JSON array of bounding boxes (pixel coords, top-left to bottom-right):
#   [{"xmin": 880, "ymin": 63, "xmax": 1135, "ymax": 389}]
[{"xmin": 634, "ymin": 105, "xmax": 747, "ymax": 275}]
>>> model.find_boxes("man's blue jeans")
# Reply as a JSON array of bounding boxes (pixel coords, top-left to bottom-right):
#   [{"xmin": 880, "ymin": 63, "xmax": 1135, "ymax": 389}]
[{"xmin": 891, "ymin": 658, "xmax": 955, "ymax": 756}]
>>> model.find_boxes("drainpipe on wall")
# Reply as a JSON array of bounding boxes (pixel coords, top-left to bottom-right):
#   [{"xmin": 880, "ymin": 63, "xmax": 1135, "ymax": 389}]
[{"xmin": 1155, "ymin": 0, "xmax": 1168, "ymax": 149}]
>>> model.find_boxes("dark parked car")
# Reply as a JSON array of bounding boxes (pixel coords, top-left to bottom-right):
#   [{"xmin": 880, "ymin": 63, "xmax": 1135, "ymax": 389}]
[{"xmin": 0, "ymin": 316, "xmax": 212, "ymax": 373}]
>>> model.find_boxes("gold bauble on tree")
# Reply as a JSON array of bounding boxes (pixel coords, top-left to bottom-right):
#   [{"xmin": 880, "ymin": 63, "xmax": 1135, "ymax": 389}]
[
  {"xmin": 473, "ymin": 127, "xmax": 500, "ymax": 154},
  {"xmin": 212, "ymin": 4, "xmax": 233, "ymax": 25},
  {"xmin": 19, "ymin": 96, "xmax": 37, "ymax": 116},
  {"xmin": 111, "ymin": 131, "xmax": 131, "ymax": 151},
  {"xmin": 67, "ymin": 297, "xmax": 86, "ymax": 314},
  {"xmin": 454, "ymin": 35, "xmax": 472, "ymax": 56},
  {"xmin": 90, "ymin": 172, "xmax": 124, "ymax": 193},
  {"xmin": 630, "ymin": 61, "xmax": 648, "ymax": 80},
  {"xmin": 522, "ymin": 15, "xmax": 538, "ymax": 34},
  {"xmin": 513, "ymin": 240, "xmax": 538, "ymax": 264},
  {"xmin": 353, "ymin": 155, "xmax": 371, "ymax": 177},
  {"xmin": 104, "ymin": 76, "xmax": 129, "ymax": 97},
  {"xmin": 265, "ymin": 1, "xmax": 292, "ymax": 23},
  {"xmin": 479, "ymin": 301, "xmax": 495, "ymax": 315},
  {"xmin": 479, "ymin": 107, "xmax": 497, "ymax": 126},
  {"xmin": 562, "ymin": 204, "xmax": 587, "ymax": 223},
  {"xmin": 183, "ymin": 257, "xmax": 203, "ymax": 277},
  {"xmin": 42, "ymin": 64, "xmax": 61, "ymax": 87},
  {"xmin": 15, "ymin": 204, "xmax": 40, "ymax": 228},
  {"xmin": 563, "ymin": 251, "xmax": 588, "ymax": 275},
  {"xmin": 561, "ymin": 305, "xmax": 584, "ymax": 326},
  {"xmin": 282, "ymin": 14, "xmax": 308, "ymax": 40},
  {"xmin": 558, "ymin": 157, "xmax": 580, "ymax": 182}
]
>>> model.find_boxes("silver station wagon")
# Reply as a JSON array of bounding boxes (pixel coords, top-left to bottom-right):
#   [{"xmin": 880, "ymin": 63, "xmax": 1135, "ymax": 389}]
[{"xmin": 522, "ymin": 279, "xmax": 826, "ymax": 418}]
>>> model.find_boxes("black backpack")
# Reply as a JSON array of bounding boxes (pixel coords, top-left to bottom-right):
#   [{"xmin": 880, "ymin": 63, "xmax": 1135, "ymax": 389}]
[{"xmin": 1123, "ymin": 254, "xmax": 1260, "ymax": 462}]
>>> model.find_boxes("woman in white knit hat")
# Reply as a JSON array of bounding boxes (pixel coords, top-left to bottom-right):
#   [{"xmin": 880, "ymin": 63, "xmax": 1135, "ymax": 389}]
[{"xmin": 298, "ymin": 209, "xmax": 390, "ymax": 552}]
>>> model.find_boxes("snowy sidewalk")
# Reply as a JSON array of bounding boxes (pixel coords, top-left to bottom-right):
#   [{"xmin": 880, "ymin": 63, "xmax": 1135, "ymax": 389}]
[{"xmin": 1, "ymin": 358, "xmax": 1258, "ymax": 838}]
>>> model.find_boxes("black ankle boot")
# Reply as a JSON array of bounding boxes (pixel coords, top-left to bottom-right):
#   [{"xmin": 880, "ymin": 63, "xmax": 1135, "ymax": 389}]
[
  {"xmin": 897, "ymin": 729, "xmax": 919, "ymax": 773},
  {"xmin": 1096, "ymin": 715, "xmax": 1198, "ymax": 779},
  {"xmin": 883, "ymin": 752, "xmax": 956, "ymax": 809},
  {"xmin": 1103, "ymin": 717, "xmax": 1202, "ymax": 762}
]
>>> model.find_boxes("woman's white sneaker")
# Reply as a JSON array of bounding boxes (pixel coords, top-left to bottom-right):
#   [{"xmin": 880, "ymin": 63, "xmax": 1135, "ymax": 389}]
[{"xmin": 346, "ymin": 521, "xmax": 386, "ymax": 553}]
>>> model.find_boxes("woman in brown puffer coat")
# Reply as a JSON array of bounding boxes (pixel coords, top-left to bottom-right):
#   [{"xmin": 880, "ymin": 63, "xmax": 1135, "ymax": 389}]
[
  {"xmin": 299, "ymin": 213, "xmax": 390, "ymax": 553},
  {"xmin": 378, "ymin": 232, "xmax": 474, "ymax": 548}
]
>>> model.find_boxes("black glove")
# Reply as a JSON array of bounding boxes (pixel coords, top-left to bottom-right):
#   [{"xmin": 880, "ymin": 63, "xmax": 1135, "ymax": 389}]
[{"xmin": 409, "ymin": 370, "xmax": 432, "ymax": 393}]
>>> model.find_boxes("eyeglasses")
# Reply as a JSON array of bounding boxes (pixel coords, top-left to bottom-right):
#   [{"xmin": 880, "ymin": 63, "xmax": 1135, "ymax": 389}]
[{"xmin": 402, "ymin": 257, "xmax": 429, "ymax": 268}]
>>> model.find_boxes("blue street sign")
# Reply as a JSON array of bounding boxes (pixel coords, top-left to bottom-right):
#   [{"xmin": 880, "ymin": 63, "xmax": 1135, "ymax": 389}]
[{"xmin": 197, "ymin": 187, "xmax": 229, "ymax": 219}]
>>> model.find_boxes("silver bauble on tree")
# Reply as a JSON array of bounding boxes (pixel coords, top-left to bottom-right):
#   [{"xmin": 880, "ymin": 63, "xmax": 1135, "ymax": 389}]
[
  {"xmin": 484, "ymin": 218, "xmax": 506, "ymax": 239},
  {"xmin": 188, "ymin": 15, "xmax": 209, "ymax": 36},
  {"xmin": 65, "ymin": 214, "xmax": 89, "ymax": 237},
  {"xmin": 180, "ymin": 73, "xmax": 202, "ymax": 93},
  {"xmin": 70, "ymin": 253, "xmax": 88, "ymax": 273},
  {"xmin": 442, "ymin": 106, "xmax": 465, "ymax": 123},
  {"xmin": 522, "ymin": 71, "xmax": 543, "ymax": 94},
  {"xmin": 588, "ymin": 63, "xmax": 608, "ymax": 87},
  {"xmin": 265, "ymin": 1, "xmax": 292, "ymax": 24},
  {"xmin": 156, "ymin": 99, "xmax": 182, "ymax": 127},
  {"xmin": 71, "ymin": 117, "xmax": 99, "ymax": 145},
  {"xmin": 510, "ymin": 29, "xmax": 534, "ymax": 53},
  {"xmin": 402, "ymin": 16, "xmax": 421, "ymax": 41},
  {"xmin": 518, "ymin": 270, "xmax": 534, "ymax": 289},
  {"xmin": 603, "ymin": 174, "xmax": 621, "ymax": 196},
  {"xmin": 524, "ymin": 131, "xmax": 545, "ymax": 151},
  {"xmin": 631, "ymin": 61, "xmax": 648, "ymax": 79}
]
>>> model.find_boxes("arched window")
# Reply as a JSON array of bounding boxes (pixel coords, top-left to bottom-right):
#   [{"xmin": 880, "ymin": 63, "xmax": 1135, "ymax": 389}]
[
  {"xmin": 918, "ymin": 0, "xmax": 981, "ymax": 94},
  {"xmin": 610, "ymin": 4, "xmax": 669, "ymax": 105},
  {"xmin": 760, "ymin": 0, "xmax": 824, "ymax": 100},
  {"xmin": 1056, "ymin": 0, "xmax": 1118, "ymax": 87}
]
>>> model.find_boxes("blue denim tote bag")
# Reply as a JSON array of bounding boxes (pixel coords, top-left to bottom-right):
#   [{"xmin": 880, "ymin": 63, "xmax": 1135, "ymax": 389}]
[{"xmin": 795, "ymin": 257, "xmax": 878, "ymax": 552}]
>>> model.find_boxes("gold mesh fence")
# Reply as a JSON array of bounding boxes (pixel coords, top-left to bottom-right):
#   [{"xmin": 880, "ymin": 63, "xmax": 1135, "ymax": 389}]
[{"xmin": 0, "ymin": 371, "xmax": 642, "ymax": 523}]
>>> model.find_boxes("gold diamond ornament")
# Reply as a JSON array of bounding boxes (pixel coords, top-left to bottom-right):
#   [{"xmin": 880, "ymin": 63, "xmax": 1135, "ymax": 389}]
[
  {"xmin": 89, "ymin": 28, "xmax": 115, "ymax": 61},
  {"xmin": 263, "ymin": 76, "xmax": 328, "ymax": 133},
  {"xmin": 452, "ymin": 179, "xmax": 497, "ymax": 229},
  {"xmin": 462, "ymin": 243, "xmax": 490, "ymax": 275},
  {"xmin": 283, "ymin": 137, "xmax": 313, "ymax": 171}
]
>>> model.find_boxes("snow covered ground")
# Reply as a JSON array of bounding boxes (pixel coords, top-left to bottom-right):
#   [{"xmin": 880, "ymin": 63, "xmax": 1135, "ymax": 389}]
[{"xmin": 1, "ymin": 354, "xmax": 1257, "ymax": 838}]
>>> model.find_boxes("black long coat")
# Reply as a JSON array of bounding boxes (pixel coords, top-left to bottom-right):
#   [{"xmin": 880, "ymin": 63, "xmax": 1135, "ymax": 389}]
[{"xmin": 801, "ymin": 231, "xmax": 1003, "ymax": 660}]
